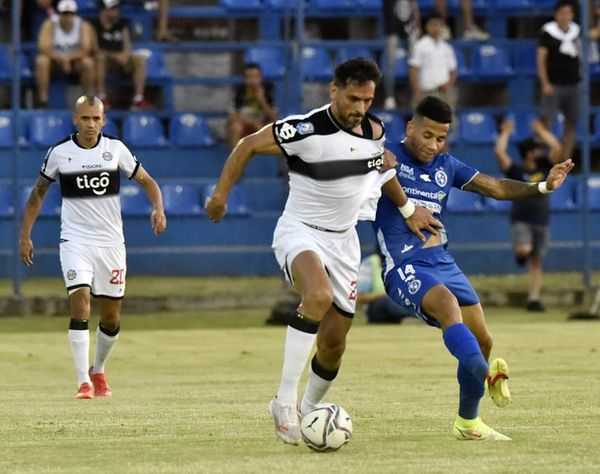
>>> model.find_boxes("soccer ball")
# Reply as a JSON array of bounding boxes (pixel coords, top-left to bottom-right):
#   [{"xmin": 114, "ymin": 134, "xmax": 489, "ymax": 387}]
[{"xmin": 300, "ymin": 403, "xmax": 352, "ymax": 452}]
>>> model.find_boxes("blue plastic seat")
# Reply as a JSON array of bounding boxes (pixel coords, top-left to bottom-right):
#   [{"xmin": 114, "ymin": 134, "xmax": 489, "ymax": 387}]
[
  {"xmin": 393, "ymin": 46, "xmax": 409, "ymax": 79},
  {"xmin": 586, "ymin": 176, "xmax": 600, "ymax": 210},
  {"xmin": 102, "ymin": 117, "xmax": 120, "ymax": 137},
  {"xmin": 161, "ymin": 183, "xmax": 203, "ymax": 216},
  {"xmin": 123, "ymin": 114, "xmax": 168, "ymax": 147},
  {"xmin": 484, "ymin": 196, "xmax": 511, "ymax": 212},
  {"xmin": 244, "ymin": 46, "xmax": 286, "ymax": 80},
  {"xmin": 145, "ymin": 50, "xmax": 170, "ymax": 79},
  {"xmin": 446, "ymin": 190, "xmax": 484, "ymax": 213},
  {"xmin": 453, "ymin": 48, "xmax": 472, "ymax": 80},
  {"xmin": 550, "ymin": 179, "xmax": 577, "ymax": 211},
  {"xmin": 459, "ymin": 111, "xmax": 497, "ymax": 144},
  {"xmin": 0, "ymin": 112, "xmax": 14, "ymax": 148},
  {"xmin": 219, "ymin": 0, "xmax": 263, "ymax": 10},
  {"xmin": 377, "ymin": 111, "xmax": 406, "ymax": 140},
  {"xmin": 514, "ymin": 43, "xmax": 537, "ymax": 76},
  {"xmin": 505, "ymin": 109, "xmax": 538, "ymax": 142},
  {"xmin": 0, "ymin": 185, "xmax": 15, "ymax": 217},
  {"xmin": 472, "ymin": 45, "xmax": 513, "ymax": 79},
  {"xmin": 21, "ymin": 184, "xmax": 62, "ymax": 216},
  {"xmin": 120, "ymin": 184, "xmax": 152, "ymax": 216},
  {"xmin": 312, "ymin": 0, "xmax": 356, "ymax": 10},
  {"xmin": 201, "ymin": 183, "xmax": 250, "ymax": 216},
  {"xmin": 335, "ymin": 47, "xmax": 375, "ymax": 65},
  {"xmin": 302, "ymin": 46, "xmax": 333, "ymax": 82},
  {"xmin": 266, "ymin": 0, "xmax": 300, "ymax": 8},
  {"xmin": 170, "ymin": 113, "xmax": 215, "ymax": 147},
  {"xmin": 492, "ymin": 0, "xmax": 531, "ymax": 10},
  {"xmin": 0, "ymin": 44, "xmax": 33, "ymax": 83},
  {"xmin": 357, "ymin": 0, "xmax": 381, "ymax": 7},
  {"xmin": 27, "ymin": 112, "xmax": 74, "ymax": 148}
]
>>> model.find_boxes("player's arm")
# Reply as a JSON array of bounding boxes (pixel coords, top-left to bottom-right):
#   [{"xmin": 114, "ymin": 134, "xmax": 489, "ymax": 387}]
[
  {"xmin": 133, "ymin": 165, "xmax": 167, "ymax": 235},
  {"xmin": 19, "ymin": 177, "xmax": 51, "ymax": 266},
  {"xmin": 381, "ymin": 178, "xmax": 442, "ymax": 242},
  {"xmin": 205, "ymin": 123, "xmax": 282, "ymax": 222},
  {"xmin": 494, "ymin": 119, "xmax": 514, "ymax": 172},
  {"xmin": 531, "ymin": 119, "xmax": 563, "ymax": 163},
  {"xmin": 464, "ymin": 159, "xmax": 574, "ymax": 199}
]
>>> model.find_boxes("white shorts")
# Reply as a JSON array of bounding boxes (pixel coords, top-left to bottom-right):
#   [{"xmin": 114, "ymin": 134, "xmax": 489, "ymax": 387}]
[
  {"xmin": 272, "ymin": 214, "xmax": 361, "ymax": 317},
  {"xmin": 59, "ymin": 241, "xmax": 127, "ymax": 299}
]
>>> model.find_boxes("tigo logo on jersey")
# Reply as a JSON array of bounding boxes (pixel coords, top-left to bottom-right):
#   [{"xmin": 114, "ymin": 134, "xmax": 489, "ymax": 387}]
[
  {"xmin": 296, "ymin": 122, "xmax": 314, "ymax": 135},
  {"xmin": 367, "ymin": 155, "xmax": 384, "ymax": 169},
  {"xmin": 435, "ymin": 169, "xmax": 448, "ymax": 187},
  {"xmin": 76, "ymin": 171, "xmax": 111, "ymax": 196},
  {"xmin": 278, "ymin": 123, "xmax": 297, "ymax": 140}
]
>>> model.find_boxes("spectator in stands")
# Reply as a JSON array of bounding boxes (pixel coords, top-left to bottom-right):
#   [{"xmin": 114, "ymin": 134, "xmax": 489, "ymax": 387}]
[
  {"xmin": 382, "ymin": 0, "xmax": 421, "ymax": 110},
  {"xmin": 357, "ymin": 245, "xmax": 416, "ymax": 323},
  {"xmin": 494, "ymin": 118, "xmax": 564, "ymax": 312},
  {"xmin": 408, "ymin": 14, "xmax": 457, "ymax": 111},
  {"xmin": 537, "ymin": 0, "xmax": 580, "ymax": 161},
  {"xmin": 227, "ymin": 63, "xmax": 277, "ymax": 147},
  {"xmin": 434, "ymin": 0, "xmax": 489, "ymax": 40},
  {"xmin": 35, "ymin": 0, "xmax": 95, "ymax": 108},
  {"xmin": 91, "ymin": 0, "xmax": 153, "ymax": 110}
]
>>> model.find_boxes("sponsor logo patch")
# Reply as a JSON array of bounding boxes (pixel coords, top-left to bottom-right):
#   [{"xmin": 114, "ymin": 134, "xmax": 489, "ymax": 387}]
[
  {"xmin": 296, "ymin": 122, "xmax": 314, "ymax": 135},
  {"xmin": 102, "ymin": 152, "xmax": 113, "ymax": 161},
  {"xmin": 67, "ymin": 270, "xmax": 77, "ymax": 281}
]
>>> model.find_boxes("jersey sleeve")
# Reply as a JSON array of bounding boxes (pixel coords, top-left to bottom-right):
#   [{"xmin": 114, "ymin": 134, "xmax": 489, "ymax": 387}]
[
  {"xmin": 450, "ymin": 155, "xmax": 479, "ymax": 189},
  {"xmin": 272, "ymin": 117, "xmax": 315, "ymax": 158},
  {"xmin": 539, "ymin": 30, "xmax": 553, "ymax": 49},
  {"xmin": 40, "ymin": 147, "xmax": 59, "ymax": 182},
  {"xmin": 118, "ymin": 141, "xmax": 140, "ymax": 179}
]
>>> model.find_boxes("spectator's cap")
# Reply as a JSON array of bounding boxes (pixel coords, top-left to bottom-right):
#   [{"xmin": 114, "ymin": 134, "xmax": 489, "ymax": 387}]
[
  {"xmin": 99, "ymin": 0, "xmax": 120, "ymax": 9},
  {"xmin": 57, "ymin": 0, "xmax": 78, "ymax": 13}
]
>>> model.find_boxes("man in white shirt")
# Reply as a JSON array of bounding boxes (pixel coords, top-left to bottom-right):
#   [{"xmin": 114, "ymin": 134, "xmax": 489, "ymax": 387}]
[{"xmin": 408, "ymin": 13, "xmax": 457, "ymax": 111}]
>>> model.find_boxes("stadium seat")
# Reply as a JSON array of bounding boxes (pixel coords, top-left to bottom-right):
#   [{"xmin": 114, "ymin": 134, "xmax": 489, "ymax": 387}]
[
  {"xmin": 446, "ymin": 190, "xmax": 484, "ymax": 213},
  {"xmin": 335, "ymin": 47, "xmax": 375, "ymax": 65},
  {"xmin": 392, "ymin": 46, "xmax": 409, "ymax": 79},
  {"xmin": 0, "ymin": 185, "xmax": 15, "ymax": 217},
  {"xmin": 302, "ymin": 46, "xmax": 333, "ymax": 82},
  {"xmin": 144, "ymin": 50, "xmax": 170, "ymax": 79},
  {"xmin": 484, "ymin": 196, "xmax": 511, "ymax": 212},
  {"xmin": 0, "ymin": 44, "xmax": 32, "ymax": 83},
  {"xmin": 266, "ymin": 0, "xmax": 299, "ymax": 8},
  {"xmin": 201, "ymin": 183, "xmax": 250, "ymax": 216},
  {"xmin": 453, "ymin": 48, "xmax": 472, "ymax": 80},
  {"xmin": 169, "ymin": 113, "xmax": 215, "ymax": 147},
  {"xmin": 550, "ymin": 179, "xmax": 578, "ymax": 211},
  {"xmin": 312, "ymin": 0, "xmax": 356, "ymax": 10},
  {"xmin": 459, "ymin": 111, "xmax": 497, "ymax": 144},
  {"xmin": 27, "ymin": 112, "xmax": 74, "ymax": 148},
  {"xmin": 161, "ymin": 183, "xmax": 203, "ymax": 216},
  {"xmin": 120, "ymin": 184, "xmax": 152, "ymax": 216},
  {"xmin": 0, "ymin": 112, "xmax": 14, "ymax": 148},
  {"xmin": 472, "ymin": 45, "xmax": 513, "ymax": 79},
  {"xmin": 514, "ymin": 43, "xmax": 537, "ymax": 76},
  {"xmin": 586, "ymin": 176, "xmax": 600, "ymax": 210},
  {"xmin": 122, "ymin": 114, "xmax": 168, "ymax": 147},
  {"xmin": 20, "ymin": 184, "xmax": 62, "ymax": 216},
  {"xmin": 492, "ymin": 0, "xmax": 531, "ymax": 10},
  {"xmin": 244, "ymin": 46, "xmax": 286, "ymax": 80},
  {"xmin": 357, "ymin": 0, "xmax": 381, "ymax": 7},
  {"xmin": 102, "ymin": 117, "xmax": 120, "ymax": 137},
  {"xmin": 219, "ymin": 0, "xmax": 263, "ymax": 10},
  {"xmin": 505, "ymin": 109, "xmax": 538, "ymax": 142},
  {"xmin": 377, "ymin": 111, "xmax": 405, "ymax": 140}
]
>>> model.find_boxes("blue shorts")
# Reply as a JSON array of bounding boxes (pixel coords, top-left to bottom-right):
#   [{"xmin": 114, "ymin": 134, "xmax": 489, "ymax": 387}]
[{"xmin": 384, "ymin": 246, "xmax": 479, "ymax": 328}]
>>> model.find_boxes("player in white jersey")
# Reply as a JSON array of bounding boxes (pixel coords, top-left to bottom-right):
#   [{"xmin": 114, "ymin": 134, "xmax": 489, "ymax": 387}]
[
  {"xmin": 19, "ymin": 95, "xmax": 167, "ymax": 399},
  {"xmin": 206, "ymin": 58, "xmax": 441, "ymax": 445}
]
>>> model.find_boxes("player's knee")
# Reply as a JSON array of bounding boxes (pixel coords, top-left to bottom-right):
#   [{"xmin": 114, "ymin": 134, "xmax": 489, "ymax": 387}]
[{"xmin": 303, "ymin": 288, "xmax": 333, "ymax": 314}]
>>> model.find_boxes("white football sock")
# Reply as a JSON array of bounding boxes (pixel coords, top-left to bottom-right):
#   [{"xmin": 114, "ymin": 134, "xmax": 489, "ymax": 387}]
[
  {"xmin": 301, "ymin": 365, "xmax": 334, "ymax": 414},
  {"xmin": 68, "ymin": 329, "xmax": 90, "ymax": 386},
  {"xmin": 276, "ymin": 326, "xmax": 316, "ymax": 405},
  {"xmin": 92, "ymin": 326, "xmax": 119, "ymax": 374}
]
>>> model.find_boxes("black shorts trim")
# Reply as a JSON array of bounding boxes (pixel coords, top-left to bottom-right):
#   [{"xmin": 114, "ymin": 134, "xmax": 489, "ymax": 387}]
[
  {"xmin": 91, "ymin": 292, "xmax": 124, "ymax": 300},
  {"xmin": 332, "ymin": 302, "xmax": 354, "ymax": 319},
  {"xmin": 66, "ymin": 283, "xmax": 91, "ymax": 292}
]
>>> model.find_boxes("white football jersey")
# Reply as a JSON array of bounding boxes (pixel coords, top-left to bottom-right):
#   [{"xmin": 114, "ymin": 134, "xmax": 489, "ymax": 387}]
[
  {"xmin": 40, "ymin": 133, "xmax": 140, "ymax": 246},
  {"xmin": 273, "ymin": 104, "xmax": 388, "ymax": 231}
]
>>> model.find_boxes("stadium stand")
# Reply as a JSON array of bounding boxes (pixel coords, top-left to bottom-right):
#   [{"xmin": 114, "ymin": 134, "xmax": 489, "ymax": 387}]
[
  {"xmin": 120, "ymin": 184, "xmax": 153, "ymax": 216},
  {"xmin": 201, "ymin": 182, "xmax": 250, "ymax": 216},
  {"xmin": 446, "ymin": 190, "xmax": 485, "ymax": 213},
  {"xmin": 169, "ymin": 113, "xmax": 215, "ymax": 147},
  {"xmin": 0, "ymin": 112, "xmax": 14, "ymax": 148},
  {"xmin": 161, "ymin": 183, "xmax": 203, "ymax": 216},
  {"xmin": 20, "ymin": 184, "xmax": 62, "ymax": 216},
  {"xmin": 122, "ymin": 114, "xmax": 168, "ymax": 147},
  {"xmin": 0, "ymin": 185, "xmax": 15, "ymax": 217},
  {"xmin": 302, "ymin": 46, "xmax": 334, "ymax": 82},
  {"xmin": 27, "ymin": 112, "xmax": 75, "ymax": 148},
  {"xmin": 459, "ymin": 111, "xmax": 498, "ymax": 144}
]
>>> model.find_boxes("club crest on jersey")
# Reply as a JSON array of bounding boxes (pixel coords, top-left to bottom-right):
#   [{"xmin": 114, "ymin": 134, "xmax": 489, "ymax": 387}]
[
  {"xmin": 435, "ymin": 169, "xmax": 448, "ymax": 187},
  {"xmin": 67, "ymin": 270, "xmax": 77, "ymax": 280},
  {"xmin": 102, "ymin": 152, "xmax": 113, "ymax": 161},
  {"xmin": 278, "ymin": 123, "xmax": 297, "ymax": 140},
  {"xmin": 296, "ymin": 122, "xmax": 314, "ymax": 135},
  {"xmin": 408, "ymin": 279, "xmax": 422, "ymax": 295}
]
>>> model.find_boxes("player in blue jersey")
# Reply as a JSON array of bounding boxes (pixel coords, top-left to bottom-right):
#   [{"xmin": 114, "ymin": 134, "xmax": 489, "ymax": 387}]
[{"xmin": 374, "ymin": 96, "xmax": 573, "ymax": 440}]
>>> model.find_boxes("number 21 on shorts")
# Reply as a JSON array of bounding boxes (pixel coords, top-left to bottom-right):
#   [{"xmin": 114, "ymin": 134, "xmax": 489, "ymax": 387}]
[{"xmin": 110, "ymin": 269, "xmax": 125, "ymax": 285}]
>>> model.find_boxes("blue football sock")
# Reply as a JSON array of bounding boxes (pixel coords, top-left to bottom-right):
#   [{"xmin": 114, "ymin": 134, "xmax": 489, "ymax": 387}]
[
  {"xmin": 457, "ymin": 362, "xmax": 485, "ymax": 419},
  {"xmin": 443, "ymin": 323, "xmax": 489, "ymax": 383}
]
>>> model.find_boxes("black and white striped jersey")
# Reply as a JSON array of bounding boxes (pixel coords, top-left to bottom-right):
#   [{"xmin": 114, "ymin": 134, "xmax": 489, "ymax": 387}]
[
  {"xmin": 40, "ymin": 133, "xmax": 140, "ymax": 246},
  {"xmin": 273, "ymin": 104, "xmax": 387, "ymax": 231}
]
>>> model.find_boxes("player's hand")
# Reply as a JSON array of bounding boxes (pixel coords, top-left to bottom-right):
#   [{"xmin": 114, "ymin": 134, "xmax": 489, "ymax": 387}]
[
  {"xmin": 380, "ymin": 149, "xmax": 398, "ymax": 173},
  {"xmin": 405, "ymin": 206, "xmax": 443, "ymax": 242},
  {"xmin": 19, "ymin": 237, "xmax": 34, "ymax": 266},
  {"xmin": 205, "ymin": 196, "xmax": 227, "ymax": 223},
  {"xmin": 546, "ymin": 158, "xmax": 574, "ymax": 191},
  {"xmin": 151, "ymin": 208, "xmax": 167, "ymax": 235}
]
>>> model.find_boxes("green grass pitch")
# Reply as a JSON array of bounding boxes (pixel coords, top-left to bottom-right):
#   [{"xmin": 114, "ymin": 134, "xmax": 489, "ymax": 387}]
[{"xmin": 1, "ymin": 307, "xmax": 599, "ymax": 473}]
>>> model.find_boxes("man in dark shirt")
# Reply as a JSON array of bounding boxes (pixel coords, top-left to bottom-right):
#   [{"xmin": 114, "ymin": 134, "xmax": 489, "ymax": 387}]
[
  {"xmin": 494, "ymin": 118, "xmax": 564, "ymax": 312},
  {"xmin": 537, "ymin": 0, "xmax": 580, "ymax": 160},
  {"xmin": 91, "ymin": 0, "xmax": 152, "ymax": 109},
  {"xmin": 227, "ymin": 63, "xmax": 277, "ymax": 147}
]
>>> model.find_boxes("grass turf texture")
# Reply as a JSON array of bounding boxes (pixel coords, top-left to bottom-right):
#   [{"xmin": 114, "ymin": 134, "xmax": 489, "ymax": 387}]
[{"xmin": 1, "ymin": 307, "xmax": 599, "ymax": 473}]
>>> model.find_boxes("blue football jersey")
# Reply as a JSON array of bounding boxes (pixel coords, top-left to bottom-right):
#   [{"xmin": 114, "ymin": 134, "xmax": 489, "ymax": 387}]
[{"xmin": 373, "ymin": 141, "xmax": 479, "ymax": 275}]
